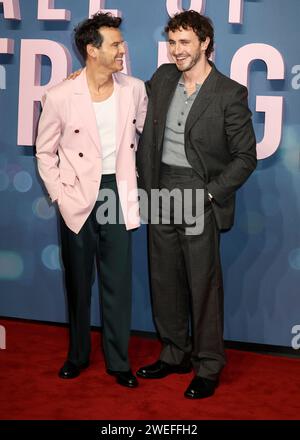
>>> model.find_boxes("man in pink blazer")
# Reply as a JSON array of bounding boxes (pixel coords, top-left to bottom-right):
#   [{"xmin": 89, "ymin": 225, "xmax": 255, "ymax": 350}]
[{"xmin": 36, "ymin": 13, "xmax": 147, "ymax": 387}]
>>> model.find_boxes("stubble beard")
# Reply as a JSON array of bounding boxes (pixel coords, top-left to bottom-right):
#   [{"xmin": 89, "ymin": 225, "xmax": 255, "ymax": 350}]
[{"xmin": 176, "ymin": 50, "xmax": 202, "ymax": 72}]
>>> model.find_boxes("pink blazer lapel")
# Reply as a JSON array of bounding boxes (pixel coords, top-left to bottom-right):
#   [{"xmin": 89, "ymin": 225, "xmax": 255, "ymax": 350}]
[
  {"xmin": 72, "ymin": 68, "xmax": 101, "ymax": 153},
  {"xmin": 113, "ymin": 73, "xmax": 132, "ymax": 153}
]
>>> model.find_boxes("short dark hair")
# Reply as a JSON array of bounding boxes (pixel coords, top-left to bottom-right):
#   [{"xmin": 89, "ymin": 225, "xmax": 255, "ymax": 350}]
[
  {"xmin": 74, "ymin": 12, "xmax": 122, "ymax": 60},
  {"xmin": 165, "ymin": 10, "xmax": 214, "ymax": 59}
]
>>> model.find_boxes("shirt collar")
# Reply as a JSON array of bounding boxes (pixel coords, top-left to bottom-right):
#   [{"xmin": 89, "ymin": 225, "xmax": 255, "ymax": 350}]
[{"xmin": 178, "ymin": 75, "xmax": 202, "ymax": 90}]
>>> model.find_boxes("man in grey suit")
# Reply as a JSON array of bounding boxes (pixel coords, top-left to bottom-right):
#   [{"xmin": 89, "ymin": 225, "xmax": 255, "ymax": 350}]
[{"xmin": 136, "ymin": 11, "xmax": 257, "ymax": 398}]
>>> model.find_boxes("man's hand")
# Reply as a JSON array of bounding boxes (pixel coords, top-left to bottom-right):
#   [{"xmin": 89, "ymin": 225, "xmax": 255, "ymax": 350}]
[{"xmin": 66, "ymin": 69, "xmax": 82, "ymax": 80}]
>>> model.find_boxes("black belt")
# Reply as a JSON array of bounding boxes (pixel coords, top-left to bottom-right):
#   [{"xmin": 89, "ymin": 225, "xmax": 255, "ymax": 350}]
[{"xmin": 160, "ymin": 163, "xmax": 198, "ymax": 177}]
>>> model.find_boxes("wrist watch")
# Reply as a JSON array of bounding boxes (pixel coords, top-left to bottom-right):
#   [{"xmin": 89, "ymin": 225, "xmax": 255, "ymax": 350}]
[{"xmin": 208, "ymin": 192, "xmax": 213, "ymax": 202}]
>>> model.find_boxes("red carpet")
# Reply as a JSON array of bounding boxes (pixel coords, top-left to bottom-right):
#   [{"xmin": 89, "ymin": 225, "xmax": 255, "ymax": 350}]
[{"xmin": 0, "ymin": 319, "xmax": 300, "ymax": 420}]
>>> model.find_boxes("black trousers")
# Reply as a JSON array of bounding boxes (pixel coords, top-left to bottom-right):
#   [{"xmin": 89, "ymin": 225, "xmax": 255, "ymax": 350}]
[
  {"xmin": 149, "ymin": 164, "xmax": 225, "ymax": 381},
  {"xmin": 60, "ymin": 174, "xmax": 132, "ymax": 372}
]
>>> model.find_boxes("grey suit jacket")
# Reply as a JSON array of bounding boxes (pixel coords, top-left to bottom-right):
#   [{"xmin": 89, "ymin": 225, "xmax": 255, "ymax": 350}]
[{"xmin": 137, "ymin": 62, "xmax": 257, "ymax": 230}]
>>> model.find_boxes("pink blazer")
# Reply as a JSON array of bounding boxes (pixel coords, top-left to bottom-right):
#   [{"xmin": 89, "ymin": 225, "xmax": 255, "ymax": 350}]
[{"xmin": 36, "ymin": 68, "xmax": 148, "ymax": 233}]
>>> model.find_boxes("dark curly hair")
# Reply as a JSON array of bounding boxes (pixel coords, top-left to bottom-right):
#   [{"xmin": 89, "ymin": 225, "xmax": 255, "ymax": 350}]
[
  {"xmin": 74, "ymin": 12, "xmax": 122, "ymax": 60},
  {"xmin": 165, "ymin": 10, "xmax": 214, "ymax": 59}
]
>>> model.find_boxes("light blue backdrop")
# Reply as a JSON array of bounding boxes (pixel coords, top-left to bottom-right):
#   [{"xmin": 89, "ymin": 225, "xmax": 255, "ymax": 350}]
[{"xmin": 0, "ymin": 0, "xmax": 300, "ymax": 347}]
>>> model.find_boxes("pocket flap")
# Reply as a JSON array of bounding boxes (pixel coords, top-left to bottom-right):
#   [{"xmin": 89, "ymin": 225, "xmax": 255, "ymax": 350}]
[{"xmin": 60, "ymin": 167, "xmax": 76, "ymax": 185}]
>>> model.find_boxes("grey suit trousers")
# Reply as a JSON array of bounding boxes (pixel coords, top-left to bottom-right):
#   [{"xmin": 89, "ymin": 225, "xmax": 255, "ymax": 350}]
[{"xmin": 148, "ymin": 164, "xmax": 226, "ymax": 381}]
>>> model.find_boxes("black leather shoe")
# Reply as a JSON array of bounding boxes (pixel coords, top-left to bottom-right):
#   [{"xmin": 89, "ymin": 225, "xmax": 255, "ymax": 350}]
[
  {"xmin": 58, "ymin": 360, "xmax": 89, "ymax": 379},
  {"xmin": 107, "ymin": 369, "xmax": 138, "ymax": 388},
  {"xmin": 184, "ymin": 376, "xmax": 218, "ymax": 399},
  {"xmin": 136, "ymin": 360, "xmax": 192, "ymax": 379}
]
